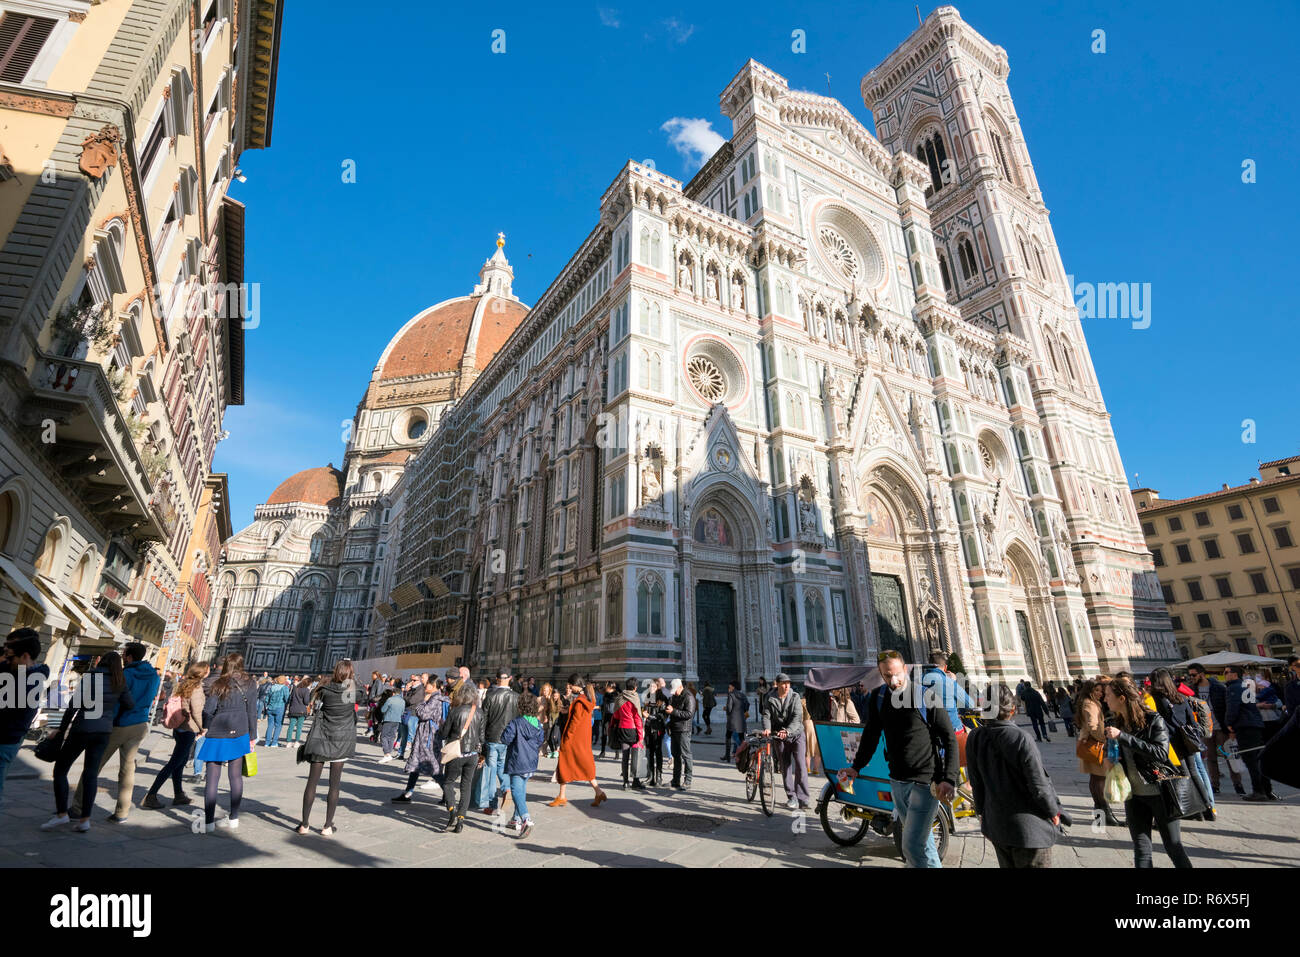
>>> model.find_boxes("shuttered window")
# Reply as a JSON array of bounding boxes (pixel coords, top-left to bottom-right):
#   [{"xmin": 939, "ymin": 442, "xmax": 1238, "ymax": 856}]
[{"xmin": 0, "ymin": 13, "xmax": 57, "ymax": 83}]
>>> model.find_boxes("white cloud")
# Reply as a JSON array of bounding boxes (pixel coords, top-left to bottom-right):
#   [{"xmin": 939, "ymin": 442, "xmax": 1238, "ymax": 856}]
[
  {"xmin": 661, "ymin": 117, "xmax": 726, "ymax": 170},
  {"xmin": 598, "ymin": 7, "xmax": 620, "ymax": 28},
  {"xmin": 662, "ymin": 17, "xmax": 694, "ymax": 43}
]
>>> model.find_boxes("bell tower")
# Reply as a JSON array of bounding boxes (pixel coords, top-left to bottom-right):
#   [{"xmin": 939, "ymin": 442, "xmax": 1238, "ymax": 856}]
[{"xmin": 863, "ymin": 5, "xmax": 1176, "ymax": 671}]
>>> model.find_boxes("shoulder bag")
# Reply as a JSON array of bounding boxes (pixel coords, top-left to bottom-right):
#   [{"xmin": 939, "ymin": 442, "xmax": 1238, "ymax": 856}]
[
  {"xmin": 34, "ymin": 707, "xmax": 81, "ymax": 763},
  {"xmin": 440, "ymin": 701, "xmax": 477, "ymax": 763}
]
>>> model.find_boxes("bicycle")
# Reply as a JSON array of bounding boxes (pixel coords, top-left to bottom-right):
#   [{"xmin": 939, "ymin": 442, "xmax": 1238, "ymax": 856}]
[{"xmin": 740, "ymin": 731, "xmax": 777, "ymax": 817}]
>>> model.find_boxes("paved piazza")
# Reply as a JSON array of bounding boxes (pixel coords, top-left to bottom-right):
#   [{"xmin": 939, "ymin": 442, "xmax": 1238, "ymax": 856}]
[{"xmin": 2, "ymin": 720, "xmax": 1294, "ymax": 868}]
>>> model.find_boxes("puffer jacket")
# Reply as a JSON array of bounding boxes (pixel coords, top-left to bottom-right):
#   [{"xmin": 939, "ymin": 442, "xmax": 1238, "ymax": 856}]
[{"xmin": 298, "ymin": 680, "xmax": 358, "ymax": 764}]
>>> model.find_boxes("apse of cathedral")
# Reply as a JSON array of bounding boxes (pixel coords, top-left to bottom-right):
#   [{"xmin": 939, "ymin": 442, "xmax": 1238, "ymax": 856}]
[{"xmin": 214, "ymin": 7, "xmax": 1174, "ymax": 683}]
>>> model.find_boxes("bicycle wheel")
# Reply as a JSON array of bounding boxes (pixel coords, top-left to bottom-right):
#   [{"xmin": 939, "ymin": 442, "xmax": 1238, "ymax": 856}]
[
  {"xmin": 759, "ymin": 750, "xmax": 776, "ymax": 817},
  {"xmin": 892, "ymin": 807, "xmax": 951, "ymax": 863},
  {"xmin": 819, "ymin": 800, "xmax": 871, "ymax": 846},
  {"xmin": 744, "ymin": 763, "xmax": 758, "ymax": 802}
]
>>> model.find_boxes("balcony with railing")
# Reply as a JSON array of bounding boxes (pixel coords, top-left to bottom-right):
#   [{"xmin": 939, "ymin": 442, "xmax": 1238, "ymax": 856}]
[{"xmin": 22, "ymin": 350, "xmax": 164, "ymax": 540}]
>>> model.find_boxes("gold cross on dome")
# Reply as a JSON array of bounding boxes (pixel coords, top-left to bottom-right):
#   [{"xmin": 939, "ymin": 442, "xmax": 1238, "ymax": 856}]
[{"xmin": 496, "ymin": 231, "xmax": 505, "ymax": 248}]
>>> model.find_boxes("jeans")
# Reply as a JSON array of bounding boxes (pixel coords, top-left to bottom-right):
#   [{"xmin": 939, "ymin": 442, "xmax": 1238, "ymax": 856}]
[
  {"xmin": 508, "ymin": 772, "xmax": 533, "ymax": 823},
  {"xmin": 891, "ymin": 779, "xmax": 942, "ymax": 868},
  {"xmin": 1235, "ymin": 727, "xmax": 1271, "ymax": 795},
  {"xmin": 147, "ymin": 729, "xmax": 196, "ymax": 799},
  {"xmin": 1191, "ymin": 751, "xmax": 1215, "ymax": 809},
  {"xmin": 286, "ymin": 715, "xmax": 306, "ymax": 743},
  {"xmin": 443, "ymin": 755, "xmax": 478, "ymax": 820},
  {"xmin": 398, "ymin": 713, "xmax": 417, "ymax": 757},
  {"xmin": 54, "ymin": 730, "xmax": 110, "ymax": 817},
  {"xmin": 1205, "ymin": 728, "xmax": 1242, "ymax": 791},
  {"xmin": 774, "ymin": 735, "xmax": 810, "ymax": 804},
  {"xmin": 192, "ymin": 741, "xmax": 204, "ymax": 778},
  {"xmin": 478, "ymin": 741, "xmax": 508, "ymax": 809},
  {"xmin": 1125, "ymin": 793, "xmax": 1192, "ymax": 868},
  {"xmin": 670, "ymin": 728, "xmax": 693, "ymax": 787},
  {"xmin": 264, "ymin": 709, "xmax": 285, "ymax": 747},
  {"xmin": 72, "ymin": 721, "xmax": 149, "ymax": 818},
  {"xmin": 0, "ymin": 741, "xmax": 20, "ymax": 813}
]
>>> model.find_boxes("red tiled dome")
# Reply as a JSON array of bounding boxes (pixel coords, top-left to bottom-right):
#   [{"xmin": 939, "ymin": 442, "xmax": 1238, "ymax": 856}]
[
  {"xmin": 376, "ymin": 296, "xmax": 528, "ymax": 382},
  {"xmin": 265, "ymin": 466, "xmax": 343, "ymax": 508}
]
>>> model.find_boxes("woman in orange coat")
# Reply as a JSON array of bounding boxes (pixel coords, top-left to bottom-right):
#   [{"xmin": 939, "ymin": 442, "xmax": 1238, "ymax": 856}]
[{"xmin": 548, "ymin": 680, "xmax": 608, "ymax": 808}]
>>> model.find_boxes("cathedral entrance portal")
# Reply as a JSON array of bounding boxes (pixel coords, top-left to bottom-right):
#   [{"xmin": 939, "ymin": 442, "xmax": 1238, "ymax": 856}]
[
  {"xmin": 1014, "ymin": 611, "xmax": 1040, "ymax": 684},
  {"xmin": 694, "ymin": 580, "xmax": 738, "ymax": 687},
  {"xmin": 871, "ymin": 573, "xmax": 914, "ymax": 661}
]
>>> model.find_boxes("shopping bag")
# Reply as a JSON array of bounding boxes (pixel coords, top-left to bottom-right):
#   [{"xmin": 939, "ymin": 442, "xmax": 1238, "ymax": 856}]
[
  {"xmin": 632, "ymin": 744, "xmax": 649, "ymax": 781},
  {"xmin": 1222, "ymin": 737, "xmax": 1247, "ymax": 776},
  {"xmin": 1103, "ymin": 763, "xmax": 1131, "ymax": 804},
  {"xmin": 242, "ymin": 750, "xmax": 258, "ymax": 778}
]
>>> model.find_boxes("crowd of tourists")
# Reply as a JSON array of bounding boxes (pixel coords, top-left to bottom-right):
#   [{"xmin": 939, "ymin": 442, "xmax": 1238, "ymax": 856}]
[{"xmin": 3, "ymin": 626, "xmax": 1296, "ymax": 870}]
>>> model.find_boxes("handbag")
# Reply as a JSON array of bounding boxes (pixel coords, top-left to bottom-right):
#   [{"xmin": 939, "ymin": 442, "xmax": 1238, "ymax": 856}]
[
  {"xmin": 631, "ymin": 743, "xmax": 649, "ymax": 781},
  {"xmin": 440, "ymin": 701, "xmax": 477, "ymax": 763},
  {"xmin": 242, "ymin": 749, "xmax": 258, "ymax": 777},
  {"xmin": 34, "ymin": 707, "xmax": 80, "ymax": 763},
  {"xmin": 1155, "ymin": 768, "xmax": 1208, "ymax": 821},
  {"xmin": 1075, "ymin": 735, "xmax": 1104, "ymax": 766}
]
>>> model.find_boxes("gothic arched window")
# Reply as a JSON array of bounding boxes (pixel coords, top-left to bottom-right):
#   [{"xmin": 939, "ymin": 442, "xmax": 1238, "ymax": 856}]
[
  {"xmin": 636, "ymin": 576, "xmax": 664, "ymax": 636},
  {"xmin": 296, "ymin": 601, "xmax": 314, "ymax": 645},
  {"xmin": 605, "ymin": 574, "xmax": 622, "ymax": 637},
  {"xmin": 914, "ymin": 129, "xmax": 949, "ymax": 195},
  {"xmin": 805, "ymin": 591, "xmax": 828, "ymax": 645},
  {"xmin": 938, "ymin": 253, "xmax": 952, "ymax": 293},
  {"xmin": 957, "ymin": 238, "xmax": 977, "ymax": 280}
]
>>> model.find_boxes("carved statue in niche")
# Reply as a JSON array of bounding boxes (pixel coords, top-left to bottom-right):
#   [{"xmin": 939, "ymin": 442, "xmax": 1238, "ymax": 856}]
[
  {"xmin": 705, "ymin": 267, "xmax": 719, "ymax": 301},
  {"xmin": 731, "ymin": 273, "xmax": 745, "ymax": 310},
  {"xmin": 924, "ymin": 608, "xmax": 941, "ymax": 649},
  {"xmin": 640, "ymin": 458, "xmax": 663, "ymax": 507},
  {"xmin": 799, "ymin": 496, "xmax": 817, "ymax": 535},
  {"xmin": 678, "ymin": 259, "xmax": 693, "ymax": 292}
]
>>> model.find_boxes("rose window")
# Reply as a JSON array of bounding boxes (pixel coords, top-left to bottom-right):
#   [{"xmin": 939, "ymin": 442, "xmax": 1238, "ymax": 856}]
[
  {"xmin": 818, "ymin": 226, "xmax": 861, "ymax": 282},
  {"xmin": 687, "ymin": 355, "xmax": 726, "ymax": 401}
]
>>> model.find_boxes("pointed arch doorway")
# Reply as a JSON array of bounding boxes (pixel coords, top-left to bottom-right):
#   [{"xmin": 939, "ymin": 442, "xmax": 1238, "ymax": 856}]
[{"xmin": 694, "ymin": 581, "xmax": 738, "ymax": 687}]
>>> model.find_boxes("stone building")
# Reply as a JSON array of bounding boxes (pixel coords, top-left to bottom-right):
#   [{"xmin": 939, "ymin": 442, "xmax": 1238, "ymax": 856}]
[
  {"xmin": 0, "ymin": 1, "xmax": 282, "ymax": 690},
  {"xmin": 384, "ymin": 6, "xmax": 1175, "ymax": 685},
  {"xmin": 1133, "ymin": 455, "xmax": 1300, "ymax": 662},
  {"xmin": 207, "ymin": 242, "xmax": 529, "ymax": 671}
]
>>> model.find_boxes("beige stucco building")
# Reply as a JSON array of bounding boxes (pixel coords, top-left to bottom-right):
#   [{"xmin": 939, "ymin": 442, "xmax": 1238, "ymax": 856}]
[
  {"xmin": 0, "ymin": 0, "xmax": 282, "ymax": 691},
  {"xmin": 1133, "ymin": 455, "xmax": 1300, "ymax": 662}
]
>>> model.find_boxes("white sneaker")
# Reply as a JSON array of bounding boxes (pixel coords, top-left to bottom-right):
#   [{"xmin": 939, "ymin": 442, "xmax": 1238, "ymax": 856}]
[
  {"xmin": 378, "ymin": 754, "xmax": 394, "ymax": 764},
  {"xmin": 217, "ymin": 817, "xmax": 239, "ymax": 830},
  {"xmin": 418, "ymin": 779, "xmax": 441, "ymax": 792},
  {"xmin": 74, "ymin": 820, "xmax": 91, "ymax": 833},
  {"xmin": 40, "ymin": 814, "xmax": 71, "ymax": 830}
]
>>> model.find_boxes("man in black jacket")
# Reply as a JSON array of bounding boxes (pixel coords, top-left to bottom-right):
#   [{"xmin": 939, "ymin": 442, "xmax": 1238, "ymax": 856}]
[
  {"xmin": 476, "ymin": 671, "xmax": 518, "ymax": 814},
  {"xmin": 847, "ymin": 651, "xmax": 958, "ymax": 868},
  {"xmin": 966, "ymin": 683, "xmax": 1063, "ymax": 867},
  {"xmin": 666, "ymin": 678, "xmax": 694, "ymax": 789},
  {"xmin": 1021, "ymin": 680, "xmax": 1051, "ymax": 742}
]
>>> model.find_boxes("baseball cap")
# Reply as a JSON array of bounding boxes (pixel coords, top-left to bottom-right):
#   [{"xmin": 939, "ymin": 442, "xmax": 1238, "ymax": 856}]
[
  {"xmin": 775, "ymin": 673, "xmax": 791, "ymax": 683},
  {"xmin": 497, "ymin": 669, "xmax": 511, "ymax": 680}
]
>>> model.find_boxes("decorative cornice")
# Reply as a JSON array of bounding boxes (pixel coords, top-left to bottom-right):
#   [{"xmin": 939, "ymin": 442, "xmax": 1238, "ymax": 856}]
[{"xmin": 0, "ymin": 88, "xmax": 75, "ymax": 117}]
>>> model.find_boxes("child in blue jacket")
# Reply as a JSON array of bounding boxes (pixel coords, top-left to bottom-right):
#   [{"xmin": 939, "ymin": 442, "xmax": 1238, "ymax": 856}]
[{"xmin": 500, "ymin": 691, "xmax": 546, "ymax": 838}]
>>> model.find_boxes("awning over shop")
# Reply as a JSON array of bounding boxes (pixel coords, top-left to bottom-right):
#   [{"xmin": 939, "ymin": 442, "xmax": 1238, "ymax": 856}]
[
  {"xmin": 33, "ymin": 576, "xmax": 102, "ymax": 639},
  {"xmin": 0, "ymin": 555, "xmax": 71, "ymax": 631},
  {"xmin": 66, "ymin": 590, "xmax": 127, "ymax": 645}
]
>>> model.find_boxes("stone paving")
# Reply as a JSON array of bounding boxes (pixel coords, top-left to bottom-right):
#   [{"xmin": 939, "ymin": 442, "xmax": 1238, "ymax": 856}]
[{"xmin": 1, "ymin": 716, "xmax": 1295, "ymax": 868}]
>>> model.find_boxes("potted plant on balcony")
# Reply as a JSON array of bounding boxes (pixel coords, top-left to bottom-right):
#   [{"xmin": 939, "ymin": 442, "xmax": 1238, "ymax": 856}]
[{"xmin": 50, "ymin": 299, "xmax": 115, "ymax": 358}]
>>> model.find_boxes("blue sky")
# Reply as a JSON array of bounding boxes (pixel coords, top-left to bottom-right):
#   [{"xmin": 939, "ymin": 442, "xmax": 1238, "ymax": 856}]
[{"xmin": 215, "ymin": 0, "xmax": 1300, "ymax": 529}]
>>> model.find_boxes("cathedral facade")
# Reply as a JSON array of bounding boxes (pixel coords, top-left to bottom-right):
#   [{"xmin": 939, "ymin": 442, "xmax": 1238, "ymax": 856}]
[
  {"xmin": 385, "ymin": 7, "xmax": 1175, "ymax": 685},
  {"xmin": 207, "ymin": 249, "xmax": 528, "ymax": 671}
]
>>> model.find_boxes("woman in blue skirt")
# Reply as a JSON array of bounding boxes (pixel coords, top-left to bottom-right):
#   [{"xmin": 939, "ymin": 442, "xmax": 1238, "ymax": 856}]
[{"xmin": 198, "ymin": 652, "xmax": 259, "ymax": 832}]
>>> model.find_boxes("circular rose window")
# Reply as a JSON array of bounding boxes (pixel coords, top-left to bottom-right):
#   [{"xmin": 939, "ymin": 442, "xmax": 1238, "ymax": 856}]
[
  {"xmin": 682, "ymin": 338, "xmax": 746, "ymax": 407},
  {"xmin": 686, "ymin": 355, "xmax": 726, "ymax": 402},
  {"xmin": 810, "ymin": 204, "xmax": 885, "ymax": 289}
]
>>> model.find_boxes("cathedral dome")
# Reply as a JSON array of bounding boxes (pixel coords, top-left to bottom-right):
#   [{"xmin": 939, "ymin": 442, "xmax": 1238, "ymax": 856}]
[
  {"xmin": 372, "ymin": 236, "xmax": 529, "ymax": 383},
  {"xmin": 265, "ymin": 465, "xmax": 344, "ymax": 508},
  {"xmin": 375, "ymin": 295, "xmax": 528, "ymax": 382}
]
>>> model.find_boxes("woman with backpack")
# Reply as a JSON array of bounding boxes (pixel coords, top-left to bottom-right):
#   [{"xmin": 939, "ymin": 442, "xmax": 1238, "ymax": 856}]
[
  {"xmin": 42, "ymin": 652, "xmax": 134, "ymax": 833},
  {"xmin": 286, "ymin": 676, "xmax": 312, "ymax": 747},
  {"xmin": 141, "ymin": 663, "xmax": 208, "ymax": 810},
  {"xmin": 1150, "ymin": 668, "xmax": 1214, "ymax": 822},
  {"xmin": 295, "ymin": 660, "xmax": 357, "ymax": 835},
  {"xmin": 613, "ymin": 678, "xmax": 646, "ymax": 790},
  {"xmin": 197, "ymin": 652, "xmax": 259, "ymax": 832},
  {"xmin": 500, "ymin": 690, "xmax": 546, "ymax": 837}
]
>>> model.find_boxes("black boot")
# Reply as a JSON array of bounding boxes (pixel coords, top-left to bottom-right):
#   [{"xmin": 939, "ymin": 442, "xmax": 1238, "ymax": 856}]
[
  {"xmin": 1102, "ymin": 807, "xmax": 1122, "ymax": 828},
  {"xmin": 452, "ymin": 815, "xmax": 465, "ymax": 834}
]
